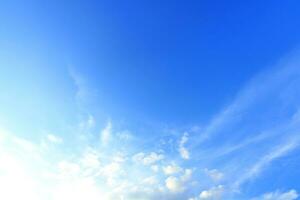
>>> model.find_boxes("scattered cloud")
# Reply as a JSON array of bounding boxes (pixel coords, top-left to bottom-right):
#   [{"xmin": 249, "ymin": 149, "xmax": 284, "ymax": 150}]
[
  {"xmin": 179, "ymin": 132, "xmax": 190, "ymax": 160},
  {"xmin": 79, "ymin": 115, "xmax": 95, "ymax": 132},
  {"xmin": 165, "ymin": 176, "xmax": 185, "ymax": 193},
  {"xmin": 165, "ymin": 168, "xmax": 193, "ymax": 193},
  {"xmin": 58, "ymin": 160, "xmax": 81, "ymax": 177},
  {"xmin": 132, "ymin": 152, "xmax": 164, "ymax": 165},
  {"xmin": 101, "ymin": 120, "xmax": 112, "ymax": 146},
  {"xmin": 163, "ymin": 164, "xmax": 182, "ymax": 175},
  {"xmin": 69, "ymin": 67, "xmax": 94, "ymax": 107},
  {"xmin": 252, "ymin": 189, "xmax": 299, "ymax": 200},
  {"xmin": 80, "ymin": 149, "xmax": 101, "ymax": 169},
  {"xmin": 2, "ymin": 54, "xmax": 300, "ymax": 200},
  {"xmin": 151, "ymin": 165, "xmax": 159, "ymax": 172},
  {"xmin": 189, "ymin": 185, "xmax": 224, "ymax": 200},
  {"xmin": 204, "ymin": 168, "xmax": 224, "ymax": 182},
  {"xmin": 234, "ymin": 138, "xmax": 300, "ymax": 188}
]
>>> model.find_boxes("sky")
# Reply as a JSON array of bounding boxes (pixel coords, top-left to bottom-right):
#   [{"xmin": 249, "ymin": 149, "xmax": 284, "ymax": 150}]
[{"xmin": 0, "ymin": 0, "xmax": 300, "ymax": 200}]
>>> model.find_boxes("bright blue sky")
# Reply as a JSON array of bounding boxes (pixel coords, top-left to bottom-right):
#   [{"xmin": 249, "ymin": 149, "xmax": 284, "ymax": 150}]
[{"xmin": 1, "ymin": 1, "xmax": 300, "ymax": 200}]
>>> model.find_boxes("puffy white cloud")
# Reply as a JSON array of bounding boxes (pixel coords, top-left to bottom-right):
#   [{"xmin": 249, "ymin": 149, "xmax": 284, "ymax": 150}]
[
  {"xmin": 132, "ymin": 152, "xmax": 164, "ymax": 165},
  {"xmin": 163, "ymin": 164, "xmax": 182, "ymax": 175},
  {"xmin": 165, "ymin": 168, "xmax": 193, "ymax": 193},
  {"xmin": 165, "ymin": 176, "xmax": 185, "ymax": 193},
  {"xmin": 179, "ymin": 132, "xmax": 190, "ymax": 160},
  {"xmin": 181, "ymin": 169, "xmax": 193, "ymax": 182},
  {"xmin": 190, "ymin": 185, "xmax": 224, "ymax": 200},
  {"xmin": 252, "ymin": 189, "xmax": 299, "ymax": 200}
]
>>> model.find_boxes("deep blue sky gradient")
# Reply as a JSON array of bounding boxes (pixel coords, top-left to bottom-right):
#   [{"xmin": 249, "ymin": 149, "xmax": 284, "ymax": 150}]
[{"xmin": 2, "ymin": 0, "xmax": 300, "ymax": 125}]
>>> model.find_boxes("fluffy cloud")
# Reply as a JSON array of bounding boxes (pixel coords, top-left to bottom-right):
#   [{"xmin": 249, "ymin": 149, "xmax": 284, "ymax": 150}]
[
  {"xmin": 142, "ymin": 176, "xmax": 158, "ymax": 185},
  {"xmin": 179, "ymin": 132, "xmax": 190, "ymax": 160},
  {"xmin": 165, "ymin": 168, "xmax": 193, "ymax": 193},
  {"xmin": 189, "ymin": 185, "xmax": 224, "ymax": 200},
  {"xmin": 163, "ymin": 164, "xmax": 182, "ymax": 175},
  {"xmin": 132, "ymin": 152, "xmax": 164, "ymax": 165},
  {"xmin": 165, "ymin": 176, "xmax": 185, "ymax": 193},
  {"xmin": 151, "ymin": 165, "xmax": 159, "ymax": 172}
]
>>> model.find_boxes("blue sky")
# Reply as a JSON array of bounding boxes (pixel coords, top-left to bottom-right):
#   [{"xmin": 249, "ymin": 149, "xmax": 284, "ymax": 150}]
[{"xmin": 1, "ymin": 1, "xmax": 300, "ymax": 200}]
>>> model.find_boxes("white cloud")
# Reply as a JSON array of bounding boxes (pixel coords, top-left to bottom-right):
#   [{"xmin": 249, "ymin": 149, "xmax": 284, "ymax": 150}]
[
  {"xmin": 181, "ymin": 168, "xmax": 193, "ymax": 182},
  {"xmin": 58, "ymin": 160, "xmax": 81, "ymax": 177},
  {"xmin": 52, "ymin": 178, "xmax": 107, "ymax": 200},
  {"xmin": 165, "ymin": 176, "xmax": 185, "ymax": 193},
  {"xmin": 47, "ymin": 134, "xmax": 63, "ymax": 144},
  {"xmin": 190, "ymin": 185, "xmax": 224, "ymax": 200},
  {"xmin": 11, "ymin": 136, "xmax": 37, "ymax": 153},
  {"xmin": 132, "ymin": 152, "xmax": 164, "ymax": 165},
  {"xmin": 199, "ymin": 185, "xmax": 224, "ymax": 200},
  {"xmin": 142, "ymin": 176, "xmax": 158, "ymax": 185},
  {"xmin": 0, "ymin": 128, "xmax": 9, "ymax": 143},
  {"xmin": 79, "ymin": 115, "xmax": 95, "ymax": 132},
  {"xmin": 0, "ymin": 153, "xmax": 40, "ymax": 200},
  {"xmin": 204, "ymin": 168, "xmax": 224, "ymax": 182},
  {"xmin": 235, "ymin": 138, "xmax": 300, "ymax": 188},
  {"xmin": 191, "ymin": 55, "xmax": 300, "ymax": 149},
  {"xmin": 117, "ymin": 130, "xmax": 134, "ymax": 141},
  {"xmin": 101, "ymin": 120, "xmax": 112, "ymax": 145},
  {"xmin": 179, "ymin": 132, "xmax": 190, "ymax": 160},
  {"xmin": 69, "ymin": 67, "xmax": 95, "ymax": 106},
  {"xmin": 151, "ymin": 165, "xmax": 159, "ymax": 172},
  {"xmin": 165, "ymin": 168, "xmax": 193, "ymax": 193},
  {"xmin": 80, "ymin": 149, "xmax": 101, "ymax": 169},
  {"xmin": 163, "ymin": 164, "xmax": 182, "ymax": 175},
  {"xmin": 102, "ymin": 162, "xmax": 122, "ymax": 178},
  {"xmin": 252, "ymin": 189, "xmax": 299, "ymax": 200},
  {"xmin": 112, "ymin": 153, "xmax": 127, "ymax": 163}
]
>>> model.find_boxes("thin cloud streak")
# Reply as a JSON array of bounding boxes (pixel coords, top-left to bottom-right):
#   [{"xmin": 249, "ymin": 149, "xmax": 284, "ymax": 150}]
[{"xmin": 233, "ymin": 136, "xmax": 300, "ymax": 189}]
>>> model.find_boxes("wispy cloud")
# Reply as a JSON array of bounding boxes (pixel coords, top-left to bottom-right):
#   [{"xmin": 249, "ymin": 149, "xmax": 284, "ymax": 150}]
[
  {"xmin": 251, "ymin": 189, "xmax": 299, "ymax": 200},
  {"xmin": 68, "ymin": 67, "xmax": 97, "ymax": 110},
  {"xmin": 191, "ymin": 54, "xmax": 300, "ymax": 148},
  {"xmin": 101, "ymin": 120, "xmax": 112, "ymax": 146},
  {"xmin": 234, "ymin": 137, "xmax": 300, "ymax": 189},
  {"xmin": 179, "ymin": 132, "xmax": 190, "ymax": 160}
]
